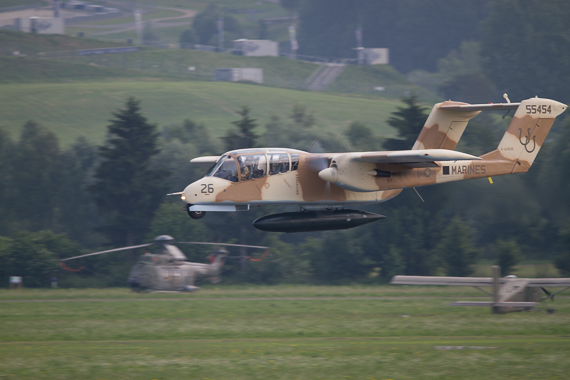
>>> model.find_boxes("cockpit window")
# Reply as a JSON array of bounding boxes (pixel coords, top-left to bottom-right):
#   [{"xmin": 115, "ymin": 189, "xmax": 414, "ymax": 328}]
[
  {"xmin": 210, "ymin": 155, "xmax": 238, "ymax": 182},
  {"xmin": 290, "ymin": 153, "xmax": 300, "ymax": 171},
  {"xmin": 205, "ymin": 155, "xmax": 226, "ymax": 177},
  {"xmin": 269, "ymin": 153, "xmax": 290, "ymax": 175},
  {"xmin": 237, "ymin": 154, "xmax": 267, "ymax": 181}
]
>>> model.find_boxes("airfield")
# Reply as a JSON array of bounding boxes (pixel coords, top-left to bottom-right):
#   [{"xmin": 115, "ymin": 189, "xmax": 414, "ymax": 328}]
[{"xmin": 1, "ymin": 285, "xmax": 569, "ymax": 379}]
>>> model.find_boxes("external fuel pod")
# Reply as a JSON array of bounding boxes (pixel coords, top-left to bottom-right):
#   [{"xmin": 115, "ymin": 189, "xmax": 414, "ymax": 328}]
[{"xmin": 253, "ymin": 209, "xmax": 385, "ymax": 233}]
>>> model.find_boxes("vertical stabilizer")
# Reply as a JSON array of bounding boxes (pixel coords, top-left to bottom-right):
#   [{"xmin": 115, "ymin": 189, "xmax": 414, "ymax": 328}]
[
  {"xmin": 483, "ymin": 97, "xmax": 567, "ymax": 173},
  {"xmin": 412, "ymin": 101, "xmax": 481, "ymax": 150}
]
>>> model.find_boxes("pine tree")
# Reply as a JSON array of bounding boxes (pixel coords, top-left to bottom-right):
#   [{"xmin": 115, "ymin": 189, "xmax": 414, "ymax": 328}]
[
  {"xmin": 437, "ymin": 215, "xmax": 479, "ymax": 276},
  {"xmin": 224, "ymin": 106, "xmax": 260, "ymax": 151},
  {"xmin": 12, "ymin": 121, "xmax": 60, "ymax": 232},
  {"xmin": 383, "ymin": 95, "xmax": 429, "ymax": 151},
  {"xmin": 89, "ymin": 98, "xmax": 169, "ymax": 248}
]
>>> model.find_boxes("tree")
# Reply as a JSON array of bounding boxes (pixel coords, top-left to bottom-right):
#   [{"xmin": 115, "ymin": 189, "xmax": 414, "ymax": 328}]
[
  {"xmin": 179, "ymin": 28, "xmax": 196, "ymax": 47},
  {"xmin": 192, "ymin": 4, "xmax": 242, "ymax": 47},
  {"xmin": 379, "ymin": 244, "xmax": 405, "ymax": 281},
  {"xmin": 89, "ymin": 98, "xmax": 169, "ymax": 248},
  {"xmin": 480, "ymin": 0, "xmax": 570, "ymax": 103},
  {"xmin": 142, "ymin": 21, "xmax": 160, "ymax": 45},
  {"xmin": 495, "ymin": 238, "xmax": 521, "ymax": 276},
  {"xmin": 56, "ymin": 137, "xmax": 102, "ymax": 248},
  {"xmin": 554, "ymin": 222, "xmax": 570, "ymax": 277},
  {"xmin": 0, "ymin": 128, "xmax": 14, "ymax": 235},
  {"xmin": 11, "ymin": 120, "xmax": 61, "ymax": 232},
  {"xmin": 290, "ymin": 104, "xmax": 316, "ymax": 129},
  {"xmin": 310, "ymin": 230, "xmax": 367, "ymax": 283},
  {"xmin": 224, "ymin": 106, "xmax": 260, "ymax": 151},
  {"xmin": 383, "ymin": 95, "xmax": 429, "ymax": 151},
  {"xmin": 345, "ymin": 121, "xmax": 377, "ymax": 151},
  {"xmin": 437, "ymin": 215, "xmax": 479, "ymax": 276},
  {"xmin": 0, "ymin": 231, "xmax": 77, "ymax": 288},
  {"xmin": 297, "ymin": 0, "xmax": 491, "ymax": 73}
]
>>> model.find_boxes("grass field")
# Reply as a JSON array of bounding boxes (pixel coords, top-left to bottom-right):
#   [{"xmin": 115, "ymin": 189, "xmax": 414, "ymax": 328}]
[
  {"xmin": 1, "ymin": 286, "xmax": 569, "ymax": 379},
  {"xmin": 0, "ymin": 80, "xmax": 401, "ymax": 146}
]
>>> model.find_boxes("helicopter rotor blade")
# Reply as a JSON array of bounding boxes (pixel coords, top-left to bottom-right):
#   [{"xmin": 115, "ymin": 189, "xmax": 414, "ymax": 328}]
[
  {"xmin": 177, "ymin": 242, "xmax": 269, "ymax": 250},
  {"xmin": 60, "ymin": 243, "xmax": 155, "ymax": 262}
]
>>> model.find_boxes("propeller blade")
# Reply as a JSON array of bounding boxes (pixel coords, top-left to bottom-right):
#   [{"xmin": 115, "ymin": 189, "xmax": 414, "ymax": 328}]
[
  {"xmin": 306, "ymin": 154, "xmax": 330, "ymax": 173},
  {"xmin": 60, "ymin": 243, "xmax": 154, "ymax": 261},
  {"xmin": 177, "ymin": 242, "xmax": 269, "ymax": 250}
]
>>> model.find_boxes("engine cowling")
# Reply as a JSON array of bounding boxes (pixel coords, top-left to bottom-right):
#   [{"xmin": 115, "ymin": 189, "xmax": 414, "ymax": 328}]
[{"xmin": 317, "ymin": 156, "xmax": 380, "ymax": 192}]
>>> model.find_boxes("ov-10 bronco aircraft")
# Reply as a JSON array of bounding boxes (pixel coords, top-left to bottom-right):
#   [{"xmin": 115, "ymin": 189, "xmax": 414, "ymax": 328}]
[{"xmin": 171, "ymin": 96, "xmax": 566, "ymax": 232}]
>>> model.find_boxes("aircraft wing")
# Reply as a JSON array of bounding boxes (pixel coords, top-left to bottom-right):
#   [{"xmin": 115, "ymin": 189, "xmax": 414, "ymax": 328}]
[
  {"xmin": 525, "ymin": 278, "xmax": 570, "ymax": 287},
  {"xmin": 355, "ymin": 149, "xmax": 480, "ymax": 167},
  {"xmin": 391, "ymin": 276, "xmax": 570, "ymax": 287},
  {"xmin": 190, "ymin": 156, "xmax": 221, "ymax": 166},
  {"xmin": 390, "ymin": 275, "xmax": 493, "ymax": 286}
]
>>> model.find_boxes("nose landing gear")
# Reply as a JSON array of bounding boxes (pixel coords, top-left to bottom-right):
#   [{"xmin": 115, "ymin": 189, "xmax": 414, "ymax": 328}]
[{"xmin": 185, "ymin": 204, "xmax": 206, "ymax": 219}]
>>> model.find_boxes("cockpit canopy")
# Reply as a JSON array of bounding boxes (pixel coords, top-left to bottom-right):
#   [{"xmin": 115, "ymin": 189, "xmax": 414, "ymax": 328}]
[{"xmin": 206, "ymin": 149, "xmax": 301, "ymax": 183}]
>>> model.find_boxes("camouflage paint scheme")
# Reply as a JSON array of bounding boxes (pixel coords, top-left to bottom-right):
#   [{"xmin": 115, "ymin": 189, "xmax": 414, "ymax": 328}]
[{"xmin": 181, "ymin": 97, "xmax": 566, "ymax": 211}]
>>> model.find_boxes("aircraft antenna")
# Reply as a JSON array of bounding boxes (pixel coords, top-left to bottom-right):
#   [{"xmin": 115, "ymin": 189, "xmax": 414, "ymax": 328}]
[
  {"xmin": 412, "ymin": 187, "xmax": 425, "ymax": 203},
  {"xmin": 502, "ymin": 93, "xmax": 512, "ymax": 119}
]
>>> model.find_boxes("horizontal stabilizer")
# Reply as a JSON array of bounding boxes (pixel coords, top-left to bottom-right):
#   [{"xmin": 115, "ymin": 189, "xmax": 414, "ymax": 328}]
[{"xmin": 440, "ymin": 103, "xmax": 520, "ymax": 112}]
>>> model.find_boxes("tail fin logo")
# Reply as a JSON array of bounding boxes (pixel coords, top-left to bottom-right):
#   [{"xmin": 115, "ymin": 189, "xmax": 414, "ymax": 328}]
[{"xmin": 518, "ymin": 128, "xmax": 536, "ymax": 153}]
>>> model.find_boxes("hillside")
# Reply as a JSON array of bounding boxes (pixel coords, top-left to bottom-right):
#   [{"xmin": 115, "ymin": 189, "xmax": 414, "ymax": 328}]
[
  {"xmin": 0, "ymin": 30, "xmax": 436, "ymax": 98},
  {"xmin": 0, "ymin": 29, "xmax": 124, "ymax": 55},
  {"xmin": 0, "ymin": 30, "xmax": 436, "ymax": 146},
  {"xmin": 1, "ymin": 81, "xmax": 402, "ymax": 146},
  {"xmin": 0, "ymin": 55, "xmax": 189, "ymax": 82}
]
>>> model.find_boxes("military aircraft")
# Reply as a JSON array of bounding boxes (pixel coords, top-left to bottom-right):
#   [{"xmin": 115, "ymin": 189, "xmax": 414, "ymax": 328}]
[
  {"xmin": 391, "ymin": 266, "xmax": 570, "ymax": 314},
  {"xmin": 60, "ymin": 235, "xmax": 269, "ymax": 292},
  {"xmin": 171, "ymin": 96, "xmax": 567, "ymax": 232}
]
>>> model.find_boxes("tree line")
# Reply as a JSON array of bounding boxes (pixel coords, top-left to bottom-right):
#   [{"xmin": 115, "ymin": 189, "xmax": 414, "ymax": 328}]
[
  {"xmin": 289, "ymin": 0, "xmax": 570, "ymax": 105},
  {"xmin": 1, "ymin": 96, "xmax": 569, "ymax": 288}
]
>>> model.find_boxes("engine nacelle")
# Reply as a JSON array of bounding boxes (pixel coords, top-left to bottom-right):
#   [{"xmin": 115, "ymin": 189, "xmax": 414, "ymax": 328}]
[{"xmin": 317, "ymin": 155, "xmax": 380, "ymax": 192}]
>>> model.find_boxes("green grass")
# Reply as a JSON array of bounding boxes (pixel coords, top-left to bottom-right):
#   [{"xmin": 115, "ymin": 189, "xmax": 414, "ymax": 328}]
[
  {"xmin": 0, "ymin": 30, "xmax": 124, "ymax": 55},
  {"xmin": 0, "ymin": 81, "xmax": 401, "ymax": 146},
  {"xmin": 0, "ymin": 56, "xmax": 181, "ymax": 83},
  {"xmin": 0, "ymin": 285, "xmax": 491, "ymax": 300},
  {"xmin": 0, "ymin": 286, "xmax": 569, "ymax": 379},
  {"xmin": 0, "ymin": 0, "xmax": 40, "ymax": 8}
]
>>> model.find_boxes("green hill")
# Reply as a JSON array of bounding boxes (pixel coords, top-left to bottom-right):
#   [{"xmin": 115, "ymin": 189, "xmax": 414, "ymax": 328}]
[
  {"xmin": 0, "ymin": 30, "xmax": 437, "ymax": 147},
  {"xmin": 0, "ymin": 29, "xmax": 124, "ymax": 55},
  {"xmin": 0, "ymin": 81, "xmax": 401, "ymax": 146},
  {"xmin": 0, "ymin": 29, "xmax": 438, "ymax": 100}
]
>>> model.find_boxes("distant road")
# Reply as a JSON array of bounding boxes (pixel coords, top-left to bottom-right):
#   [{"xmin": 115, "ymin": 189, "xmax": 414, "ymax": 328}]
[{"xmin": 75, "ymin": 7, "xmax": 198, "ymax": 36}]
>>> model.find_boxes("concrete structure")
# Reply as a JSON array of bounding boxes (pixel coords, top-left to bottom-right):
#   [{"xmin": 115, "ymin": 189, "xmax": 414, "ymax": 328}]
[
  {"xmin": 215, "ymin": 68, "xmax": 263, "ymax": 84},
  {"xmin": 357, "ymin": 48, "xmax": 389, "ymax": 65},
  {"xmin": 233, "ymin": 39, "xmax": 278, "ymax": 57},
  {"xmin": 15, "ymin": 17, "xmax": 65, "ymax": 34}
]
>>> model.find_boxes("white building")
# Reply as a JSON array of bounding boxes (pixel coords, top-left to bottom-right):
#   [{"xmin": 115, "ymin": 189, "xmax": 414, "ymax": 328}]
[
  {"xmin": 215, "ymin": 68, "xmax": 263, "ymax": 84},
  {"xmin": 357, "ymin": 48, "xmax": 389, "ymax": 65},
  {"xmin": 233, "ymin": 39, "xmax": 278, "ymax": 57}
]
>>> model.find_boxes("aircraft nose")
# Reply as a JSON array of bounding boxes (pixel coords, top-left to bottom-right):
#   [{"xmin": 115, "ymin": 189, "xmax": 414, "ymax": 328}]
[{"xmin": 182, "ymin": 181, "xmax": 201, "ymax": 204}]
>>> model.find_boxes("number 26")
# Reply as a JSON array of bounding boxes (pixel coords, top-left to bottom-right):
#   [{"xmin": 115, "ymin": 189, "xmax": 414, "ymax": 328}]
[{"xmin": 201, "ymin": 184, "xmax": 214, "ymax": 193}]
